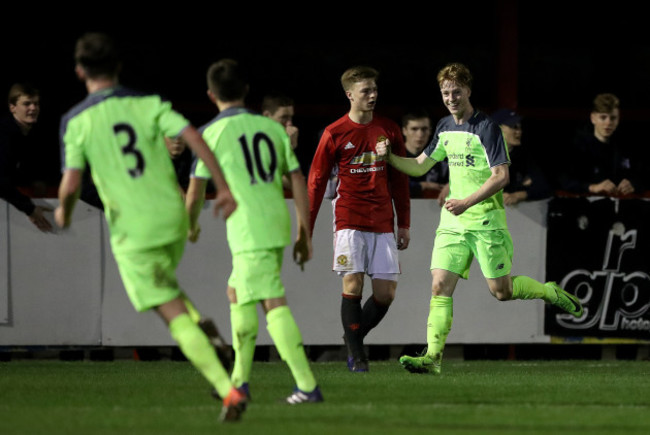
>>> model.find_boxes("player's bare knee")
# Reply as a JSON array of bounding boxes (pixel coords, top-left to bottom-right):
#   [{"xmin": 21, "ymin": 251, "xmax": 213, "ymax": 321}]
[
  {"xmin": 343, "ymin": 286, "xmax": 363, "ymax": 298},
  {"xmin": 489, "ymin": 284, "xmax": 513, "ymax": 301},
  {"xmin": 371, "ymin": 279, "xmax": 396, "ymax": 304},
  {"xmin": 487, "ymin": 276, "xmax": 513, "ymax": 301},
  {"xmin": 492, "ymin": 289, "xmax": 513, "ymax": 301},
  {"xmin": 374, "ymin": 290, "xmax": 395, "ymax": 306},
  {"xmin": 342, "ymin": 273, "xmax": 364, "ymax": 297},
  {"xmin": 262, "ymin": 297, "xmax": 287, "ymax": 313},
  {"xmin": 431, "ymin": 282, "xmax": 447, "ymax": 296}
]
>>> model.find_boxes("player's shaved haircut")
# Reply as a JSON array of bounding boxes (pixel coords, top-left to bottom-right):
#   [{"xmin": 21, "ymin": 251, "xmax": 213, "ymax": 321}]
[
  {"xmin": 75, "ymin": 32, "xmax": 120, "ymax": 79},
  {"xmin": 207, "ymin": 59, "xmax": 248, "ymax": 102}
]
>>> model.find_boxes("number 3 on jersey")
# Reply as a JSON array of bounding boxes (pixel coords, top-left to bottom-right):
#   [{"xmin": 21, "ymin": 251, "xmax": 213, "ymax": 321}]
[
  {"xmin": 113, "ymin": 123, "xmax": 145, "ymax": 178},
  {"xmin": 239, "ymin": 132, "xmax": 277, "ymax": 184}
]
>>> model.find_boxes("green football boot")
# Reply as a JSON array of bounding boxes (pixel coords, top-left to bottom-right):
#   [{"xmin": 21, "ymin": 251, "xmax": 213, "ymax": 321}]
[
  {"xmin": 399, "ymin": 350, "xmax": 442, "ymax": 375},
  {"xmin": 547, "ymin": 282, "xmax": 583, "ymax": 318}
]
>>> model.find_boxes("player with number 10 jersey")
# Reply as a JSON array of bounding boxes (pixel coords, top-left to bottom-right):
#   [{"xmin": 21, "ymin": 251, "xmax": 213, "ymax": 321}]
[{"xmin": 193, "ymin": 108, "xmax": 299, "ymax": 254}]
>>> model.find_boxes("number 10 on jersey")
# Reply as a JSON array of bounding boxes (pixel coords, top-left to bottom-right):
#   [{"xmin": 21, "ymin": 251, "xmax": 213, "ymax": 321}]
[{"xmin": 238, "ymin": 132, "xmax": 277, "ymax": 185}]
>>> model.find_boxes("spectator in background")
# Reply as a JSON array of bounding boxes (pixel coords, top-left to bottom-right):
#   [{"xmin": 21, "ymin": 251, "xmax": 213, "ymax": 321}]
[
  {"xmin": 559, "ymin": 93, "xmax": 644, "ymax": 196},
  {"xmin": 0, "ymin": 83, "xmax": 54, "ymax": 232},
  {"xmin": 402, "ymin": 109, "xmax": 449, "ymax": 200},
  {"xmin": 165, "ymin": 135, "xmax": 194, "ymax": 192},
  {"xmin": 491, "ymin": 108, "xmax": 551, "ymax": 205},
  {"xmin": 165, "ymin": 135, "xmax": 216, "ymax": 198},
  {"xmin": 263, "ymin": 92, "xmax": 301, "ymax": 193},
  {"xmin": 262, "ymin": 92, "xmax": 299, "ymax": 150}
]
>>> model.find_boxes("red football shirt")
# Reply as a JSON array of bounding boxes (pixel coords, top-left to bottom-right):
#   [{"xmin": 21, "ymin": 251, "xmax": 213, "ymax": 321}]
[{"xmin": 308, "ymin": 114, "xmax": 410, "ymax": 234}]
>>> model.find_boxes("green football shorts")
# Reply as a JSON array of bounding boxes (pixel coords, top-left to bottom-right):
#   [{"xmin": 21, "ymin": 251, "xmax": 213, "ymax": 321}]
[
  {"xmin": 430, "ymin": 228, "xmax": 513, "ymax": 279},
  {"xmin": 113, "ymin": 238, "xmax": 186, "ymax": 312},
  {"xmin": 228, "ymin": 247, "xmax": 286, "ymax": 305}
]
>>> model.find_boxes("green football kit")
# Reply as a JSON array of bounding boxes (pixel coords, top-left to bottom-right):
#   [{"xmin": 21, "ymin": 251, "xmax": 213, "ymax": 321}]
[
  {"xmin": 60, "ymin": 86, "xmax": 190, "ymax": 311},
  {"xmin": 398, "ymin": 110, "xmax": 581, "ymax": 376},
  {"xmin": 193, "ymin": 107, "xmax": 298, "ymax": 303},
  {"xmin": 61, "ymin": 85, "xmax": 235, "ymax": 399},
  {"xmin": 424, "ymin": 110, "xmax": 512, "ymax": 279},
  {"xmin": 193, "ymin": 106, "xmax": 317, "ymax": 394}
]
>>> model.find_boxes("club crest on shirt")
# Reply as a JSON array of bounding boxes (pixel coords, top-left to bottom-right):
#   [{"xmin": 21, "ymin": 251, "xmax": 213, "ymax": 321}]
[{"xmin": 336, "ymin": 255, "xmax": 348, "ymax": 266}]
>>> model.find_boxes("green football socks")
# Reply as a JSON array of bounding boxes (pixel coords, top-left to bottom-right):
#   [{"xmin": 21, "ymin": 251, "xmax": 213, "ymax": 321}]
[
  {"xmin": 266, "ymin": 306, "xmax": 317, "ymax": 392},
  {"xmin": 230, "ymin": 302, "xmax": 259, "ymax": 388},
  {"xmin": 168, "ymin": 313, "xmax": 232, "ymax": 398},
  {"xmin": 511, "ymin": 275, "xmax": 556, "ymax": 302},
  {"xmin": 426, "ymin": 296, "xmax": 453, "ymax": 360}
]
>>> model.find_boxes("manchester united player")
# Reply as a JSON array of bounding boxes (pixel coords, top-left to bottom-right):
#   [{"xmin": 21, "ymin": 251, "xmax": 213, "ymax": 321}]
[{"xmin": 308, "ymin": 66, "xmax": 410, "ymax": 372}]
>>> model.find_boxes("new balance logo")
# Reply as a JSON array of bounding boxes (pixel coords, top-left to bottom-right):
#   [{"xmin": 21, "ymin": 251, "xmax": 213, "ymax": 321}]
[{"xmin": 344, "ymin": 142, "xmax": 355, "ymax": 150}]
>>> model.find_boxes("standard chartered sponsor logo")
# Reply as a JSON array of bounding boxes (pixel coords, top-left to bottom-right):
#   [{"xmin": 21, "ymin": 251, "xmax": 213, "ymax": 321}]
[
  {"xmin": 448, "ymin": 152, "xmax": 466, "ymax": 167},
  {"xmin": 447, "ymin": 152, "xmax": 476, "ymax": 167}
]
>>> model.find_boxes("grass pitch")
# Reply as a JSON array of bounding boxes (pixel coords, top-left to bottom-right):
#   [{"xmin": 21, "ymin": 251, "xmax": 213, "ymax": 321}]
[{"xmin": 1, "ymin": 359, "xmax": 649, "ymax": 434}]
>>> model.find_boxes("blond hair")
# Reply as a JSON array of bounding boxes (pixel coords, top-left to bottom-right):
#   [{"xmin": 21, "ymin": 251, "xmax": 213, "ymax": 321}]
[{"xmin": 437, "ymin": 62, "xmax": 473, "ymax": 90}]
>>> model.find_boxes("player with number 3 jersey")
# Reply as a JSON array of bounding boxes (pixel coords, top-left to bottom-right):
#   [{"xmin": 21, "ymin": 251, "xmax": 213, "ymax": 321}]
[
  {"xmin": 60, "ymin": 87, "xmax": 192, "ymax": 253},
  {"xmin": 56, "ymin": 33, "xmax": 246, "ymax": 422}
]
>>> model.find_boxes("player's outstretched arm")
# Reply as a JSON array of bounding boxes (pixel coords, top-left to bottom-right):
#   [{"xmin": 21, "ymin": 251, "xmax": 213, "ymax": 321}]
[
  {"xmin": 376, "ymin": 139, "xmax": 436, "ymax": 177},
  {"xmin": 185, "ymin": 177, "xmax": 207, "ymax": 243},
  {"xmin": 181, "ymin": 126, "xmax": 236, "ymax": 219},
  {"xmin": 55, "ymin": 169, "xmax": 82, "ymax": 228},
  {"xmin": 288, "ymin": 170, "xmax": 312, "ymax": 271}
]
